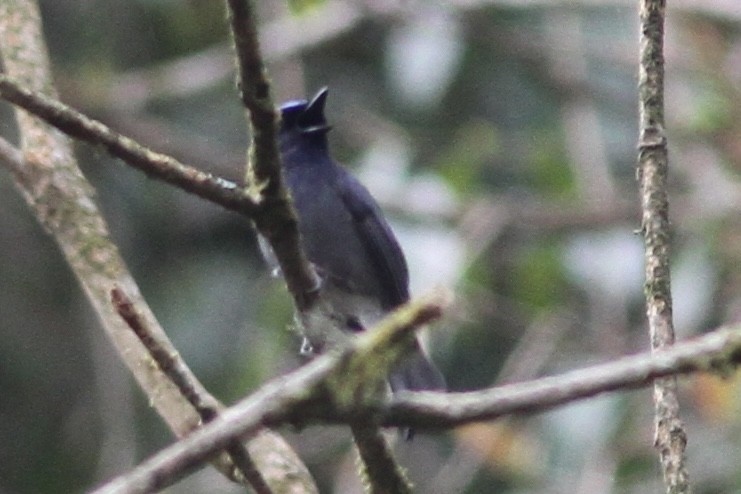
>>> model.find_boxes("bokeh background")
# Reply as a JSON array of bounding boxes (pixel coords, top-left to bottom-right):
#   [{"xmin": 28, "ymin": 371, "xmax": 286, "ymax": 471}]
[{"xmin": 1, "ymin": 0, "xmax": 741, "ymax": 492}]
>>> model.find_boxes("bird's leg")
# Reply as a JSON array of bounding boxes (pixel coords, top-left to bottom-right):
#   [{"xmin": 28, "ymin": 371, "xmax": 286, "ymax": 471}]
[{"xmin": 300, "ymin": 337, "xmax": 316, "ymax": 356}]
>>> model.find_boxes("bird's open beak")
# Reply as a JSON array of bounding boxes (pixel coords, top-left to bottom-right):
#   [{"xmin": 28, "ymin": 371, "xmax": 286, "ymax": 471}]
[{"xmin": 300, "ymin": 87, "xmax": 332, "ymax": 133}]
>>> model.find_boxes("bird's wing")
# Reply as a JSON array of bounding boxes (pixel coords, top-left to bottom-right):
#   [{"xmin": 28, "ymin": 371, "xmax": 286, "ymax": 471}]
[{"xmin": 336, "ymin": 171, "xmax": 410, "ymax": 309}]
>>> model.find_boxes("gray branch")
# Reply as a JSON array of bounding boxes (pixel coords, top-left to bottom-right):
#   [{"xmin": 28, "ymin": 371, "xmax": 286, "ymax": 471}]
[
  {"xmin": 637, "ymin": 0, "xmax": 692, "ymax": 492},
  {"xmin": 89, "ymin": 316, "xmax": 741, "ymax": 494}
]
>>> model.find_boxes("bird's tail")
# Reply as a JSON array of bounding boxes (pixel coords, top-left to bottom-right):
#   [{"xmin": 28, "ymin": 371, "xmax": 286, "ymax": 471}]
[
  {"xmin": 389, "ymin": 341, "xmax": 445, "ymax": 440},
  {"xmin": 389, "ymin": 348, "xmax": 446, "ymax": 393}
]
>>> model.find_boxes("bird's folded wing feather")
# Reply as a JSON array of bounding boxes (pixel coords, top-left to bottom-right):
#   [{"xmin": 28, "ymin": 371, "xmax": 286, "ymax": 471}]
[{"xmin": 337, "ymin": 172, "xmax": 410, "ymax": 309}]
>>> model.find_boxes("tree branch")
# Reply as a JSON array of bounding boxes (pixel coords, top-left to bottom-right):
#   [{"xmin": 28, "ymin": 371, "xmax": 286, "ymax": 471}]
[
  {"xmin": 0, "ymin": 4, "xmax": 407, "ymax": 490},
  {"xmin": 90, "ymin": 312, "xmax": 741, "ymax": 494},
  {"xmin": 637, "ymin": 0, "xmax": 692, "ymax": 492},
  {"xmin": 0, "ymin": 0, "xmax": 195, "ymax": 437},
  {"xmin": 0, "ymin": 2, "xmax": 314, "ymax": 492},
  {"xmin": 110, "ymin": 287, "xmax": 273, "ymax": 494},
  {"xmin": 0, "ymin": 130, "xmax": 315, "ymax": 492},
  {"xmin": 89, "ymin": 291, "xmax": 448, "ymax": 494},
  {"xmin": 384, "ymin": 324, "xmax": 741, "ymax": 427},
  {"xmin": 351, "ymin": 424, "xmax": 412, "ymax": 494},
  {"xmin": 0, "ymin": 70, "xmax": 319, "ymax": 315},
  {"xmin": 0, "ymin": 74, "xmax": 259, "ymax": 216},
  {"xmin": 225, "ymin": 2, "xmax": 415, "ymax": 492},
  {"xmin": 226, "ymin": 0, "xmax": 320, "ymax": 312}
]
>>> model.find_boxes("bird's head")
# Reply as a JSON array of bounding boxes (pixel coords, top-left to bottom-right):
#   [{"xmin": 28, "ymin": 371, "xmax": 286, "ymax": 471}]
[{"xmin": 279, "ymin": 87, "xmax": 332, "ymax": 137}]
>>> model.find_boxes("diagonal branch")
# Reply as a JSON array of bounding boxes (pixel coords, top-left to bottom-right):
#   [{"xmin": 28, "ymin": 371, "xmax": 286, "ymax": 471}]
[
  {"xmin": 0, "ymin": 128, "xmax": 316, "ymax": 493},
  {"xmin": 110, "ymin": 287, "xmax": 273, "ymax": 494},
  {"xmin": 90, "ymin": 313, "xmax": 741, "ymax": 494},
  {"xmin": 0, "ymin": 1, "xmax": 315, "ymax": 492},
  {"xmin": 0, "ymin": 0, "xmax": 197, "ymax": 440},
  {"xmin": 89, "ymin": 291, "xmax": 448, "ymax": 494},
  {"xmin": 384, "ymin": 324, "xmax": 741, "ymax": 427},
  {"xmin": 0, "ymin": 74, "xmax": 259, "ymax": 216}
]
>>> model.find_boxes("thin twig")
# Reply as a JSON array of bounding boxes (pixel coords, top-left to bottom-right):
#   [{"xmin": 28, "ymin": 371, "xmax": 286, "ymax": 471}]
[
  {"xmin": 111, "ymin": 287, "xmax": 221, "ymax": 417},
  {"xmin": 0, "ymin": 74, "xmax": 259, "ymax": 217},
  {"xmin": 110, "ymin": 287, "xmax": 274, "ymax": 494},
  {"xmin": 385, "ymin": 324, "xmax": 741, "ymax": 427},
  {"xmin": 637, "ymin": 0, "xmax": 692, "ymax": 492}
]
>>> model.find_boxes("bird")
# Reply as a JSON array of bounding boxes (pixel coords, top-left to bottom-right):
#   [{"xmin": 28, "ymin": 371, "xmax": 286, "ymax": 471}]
[{"xmin": 264, "ymin": 88, "xmax": 445, "ymax": 434}]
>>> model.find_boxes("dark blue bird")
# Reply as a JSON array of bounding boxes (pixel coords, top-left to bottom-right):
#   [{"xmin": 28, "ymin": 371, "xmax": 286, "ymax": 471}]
[{"xmin": 269, "ymin": 88, "xmax": 445, "ymax": 421}]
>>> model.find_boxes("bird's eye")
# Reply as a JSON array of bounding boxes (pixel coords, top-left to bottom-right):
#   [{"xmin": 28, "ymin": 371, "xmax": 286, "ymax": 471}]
[{"xmin": 345, "ymin": 316, "xmax": 364, "ymax": 332}]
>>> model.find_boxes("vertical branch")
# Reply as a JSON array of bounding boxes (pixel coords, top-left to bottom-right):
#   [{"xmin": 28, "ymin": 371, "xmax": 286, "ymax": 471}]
[
  {"xmin": 637, "ymin": 0, "xmax": 692, "ymax": 493},
  {"xmin": 351, "ymin": 425, "xmax": 413, "ymax": 494},
  {"xmin": 225, "ymin": 0, "xmax": 319, "ymax": 312},
  {"xmin": 224, "ymin": 3, "xmax": 409, "ymax": 493}
]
